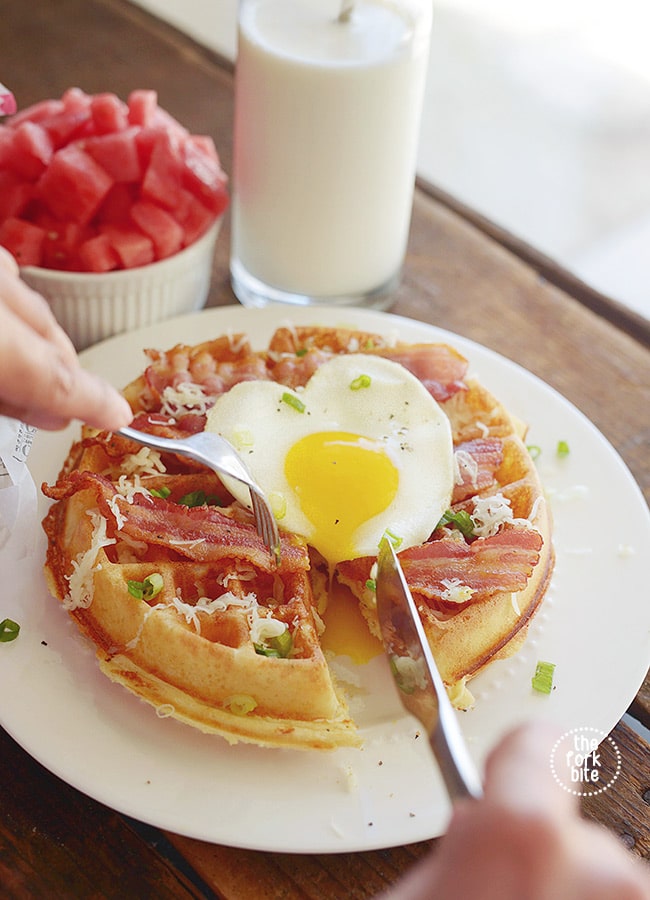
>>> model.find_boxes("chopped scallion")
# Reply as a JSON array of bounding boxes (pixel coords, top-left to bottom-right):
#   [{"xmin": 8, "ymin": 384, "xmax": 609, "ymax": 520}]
[
  {"xmin": 281, "ymin": 392, "xmax": 306, "ymax": 413},
  {"xmin": 150, "ymin": 486, "xmax": 172, "ymax": 499},
  {"xmin": 556, "ymin": 440, "xmax": 570, "ymax": 458},
  {"xmin": 224, "ymin": 694, "xmax": 257, "ymax": 716},
  {"xmin": 383, "ymin": 528, "xmax": 403, "ymax": 549},
  {"xmin": 437, "ymin": 509, "xmax": 475, "ymax": 538},
  {"xmin": 254, "ymin": 629, "xmax": 293, "ymax": 659},
  {"xmin": 178, "ymin": 490, "xmax": 222, "ymax": 507},
  {"xmin": 295, "ymin": 348, "xmax": 308, "ymax": 357},
  {"xmin": 128, "ymin": 573, "xmax": 164, "ymax": 601},
  {"xmin": 350, "ymin": 374, "xmax": 371, "ymax": 390},
  {"xmin": 0, "ymin": 618, "xmax": 20, "ymax": 642},
  {"xmin": 532, "ymin": 660, "xmax": 556, "ymax": 694},
  {"xmin": 365, "ymin": 578, "xmax": 376, "ymax": 592},
  {"xmin": 527, "ymin": 445, "xmax": 541, "ymax": 460}
]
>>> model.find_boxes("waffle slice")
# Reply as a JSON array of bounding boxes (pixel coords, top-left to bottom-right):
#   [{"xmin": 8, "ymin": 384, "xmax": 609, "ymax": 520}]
[{"xmin": 42, "ymin": 432, "xmax": 358, "ymax": 749}]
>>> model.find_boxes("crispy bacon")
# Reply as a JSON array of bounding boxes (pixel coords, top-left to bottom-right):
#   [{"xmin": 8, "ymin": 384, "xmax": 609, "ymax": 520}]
[
  {"xmin": 337, "ymin": 525, "xmax": 542, "ymax": 611},
  {"xmin": 372, "ymin": 343, "xmax": 468, "ymax": 402},
  {"xmin": 452, "ymin": 438, "xmax": 503, "ymax": 503},
  {"xmin": 43, "ymin": 470, "xmax": 308, "ymax": 573},
  {"xmin": 269, "ymin": 347, "xmax": 333, "ymax": 389}
]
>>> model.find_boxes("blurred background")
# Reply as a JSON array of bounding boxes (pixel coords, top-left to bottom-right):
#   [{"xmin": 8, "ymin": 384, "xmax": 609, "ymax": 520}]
[{"xmin": 133, "ymin": 0, "xmax": 650, "ymax": 320}]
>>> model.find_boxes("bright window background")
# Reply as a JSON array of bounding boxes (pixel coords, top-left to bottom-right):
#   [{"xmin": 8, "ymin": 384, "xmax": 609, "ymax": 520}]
[{"xmin": 133, "ymin": 0, "xmax": 650, "ymax": 319}]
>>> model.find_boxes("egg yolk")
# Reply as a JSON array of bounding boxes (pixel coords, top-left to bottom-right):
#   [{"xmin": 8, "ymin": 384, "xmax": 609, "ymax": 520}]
[{"xmin": 284, "ymin": 431, "xmax": 399, "ymax": 565}]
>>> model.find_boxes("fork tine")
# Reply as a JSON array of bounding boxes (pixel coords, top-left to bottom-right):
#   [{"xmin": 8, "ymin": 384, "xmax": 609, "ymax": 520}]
[{"xmin": 250, "ymin": 489, "xmax": 281, "ymax": 566}]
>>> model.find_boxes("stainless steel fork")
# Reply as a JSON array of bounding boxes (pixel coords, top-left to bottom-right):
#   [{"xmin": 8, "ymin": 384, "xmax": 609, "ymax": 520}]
[{"xmin": 118, "ymin": 426, "xmax": 281, "ymax": 565}]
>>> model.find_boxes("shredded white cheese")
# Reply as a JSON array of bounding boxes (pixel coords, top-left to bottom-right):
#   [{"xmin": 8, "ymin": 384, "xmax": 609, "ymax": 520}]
[
  {"xmin": 64, "ymin": 511, "xmax": 115, "ymax": 610},
  {"xmin": 471, "ymin": 493, "xmax": 514, "ymax": 537},
  {"xmin": 159, "ymin": 381, "xmax": 211, "ymax": 417},
  {"xmin": 454, "ymin": 449, "xmax": 479, "ymax": 487},
  {"xmin": 121, "ymin": 447, "xmax": 166, "ymax": 477},
  {"xmin": 440, "ymin": 578, "xmax": 475, "ymax": 604}
]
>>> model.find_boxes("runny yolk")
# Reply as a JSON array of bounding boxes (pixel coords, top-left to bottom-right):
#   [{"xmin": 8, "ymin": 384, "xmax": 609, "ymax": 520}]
[{"xmin": 284, "ymin": 430, "xmax": 399, "ymax": 566}]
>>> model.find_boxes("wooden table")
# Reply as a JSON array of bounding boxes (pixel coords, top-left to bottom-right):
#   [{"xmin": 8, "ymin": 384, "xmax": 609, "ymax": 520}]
[{"xmin": 1, "ymin": 0, "xmax": 648, "ymax": 895}]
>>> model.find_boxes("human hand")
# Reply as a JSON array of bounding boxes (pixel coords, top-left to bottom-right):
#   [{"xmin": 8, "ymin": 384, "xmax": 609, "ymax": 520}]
[
  {"xmin": 0, "ymin": 247, "xmax": 133, "ymax": 431},
  {"xmin": 386, "ymin": 722, "xmax": 650, "ymax": 899}
]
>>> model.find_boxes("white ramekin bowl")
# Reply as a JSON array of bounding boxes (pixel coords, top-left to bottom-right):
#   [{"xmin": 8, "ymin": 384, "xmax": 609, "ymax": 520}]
[{"xmin": 20, "ymin": 218, "xmax": 222, "ymax": 351}]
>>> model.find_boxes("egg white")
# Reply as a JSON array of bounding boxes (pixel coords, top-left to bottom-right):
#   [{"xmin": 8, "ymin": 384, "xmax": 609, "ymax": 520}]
[{"xmin": 205, "ymin": 354, "xmax": 454, "ymax": 564}]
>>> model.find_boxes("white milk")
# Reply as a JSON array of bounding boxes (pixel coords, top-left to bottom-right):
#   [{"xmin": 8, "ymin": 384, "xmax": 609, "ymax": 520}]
[{"xmin": 231, "ymin": 0, "xmax": 431, "ymax": 306}]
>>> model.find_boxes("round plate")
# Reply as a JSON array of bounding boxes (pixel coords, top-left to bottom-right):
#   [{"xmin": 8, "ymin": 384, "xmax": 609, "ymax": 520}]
[{"xmin": 2, "ymin": 305, "xmax": 648, "ymax": 853}]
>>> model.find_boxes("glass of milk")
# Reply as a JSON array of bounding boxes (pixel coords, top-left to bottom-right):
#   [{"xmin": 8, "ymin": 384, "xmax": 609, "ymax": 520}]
[{"xmin": 230, "ymin": 0, "xmax": 432, "ymax": 309}]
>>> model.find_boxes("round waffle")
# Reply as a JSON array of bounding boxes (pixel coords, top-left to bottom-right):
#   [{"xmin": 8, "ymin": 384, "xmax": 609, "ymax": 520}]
[{"xmin": 42, "ymin": 325, "xmax": 553, "ymax": 747}]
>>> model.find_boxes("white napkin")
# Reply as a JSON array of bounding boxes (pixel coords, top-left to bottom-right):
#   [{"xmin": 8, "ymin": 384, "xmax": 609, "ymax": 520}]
[{"xmin": 0, "ymin": 417, "xmax": 38, "ymax": 566}]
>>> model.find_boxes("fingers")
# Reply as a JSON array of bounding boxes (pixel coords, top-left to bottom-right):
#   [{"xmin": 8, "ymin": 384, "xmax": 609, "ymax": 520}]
[
  {"xmin": 0, "ymin": 278, "xmax": 132, "ymax": 432},
  {"xmin": 483, "ymin": 720, "xmax": 576, "ymax": 816}
]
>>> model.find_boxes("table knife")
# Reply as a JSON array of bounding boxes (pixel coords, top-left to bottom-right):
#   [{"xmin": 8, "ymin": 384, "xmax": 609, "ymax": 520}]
[{"xmin": 375, "ymin": 538, "xmax": 483, "ymax": 802}]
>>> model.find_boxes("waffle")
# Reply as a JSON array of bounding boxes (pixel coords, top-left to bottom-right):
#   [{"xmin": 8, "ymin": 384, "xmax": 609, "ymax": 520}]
[{"xmin": 42, "ymin": 325, "xmax": 553, "ymax": 747}]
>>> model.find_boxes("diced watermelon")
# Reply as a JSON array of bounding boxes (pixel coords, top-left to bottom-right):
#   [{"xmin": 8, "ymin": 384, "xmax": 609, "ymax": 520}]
[
  {"xmin": 182, "ymin": 135, "xmax": 229, "ymax": 214},
  {"xmin": 0, "ymin": 172, "xmax": 33, "ymax": 220},
  {"xmin": 6, "ymin": 98, "xmax": 64, "ymax": 129},
  {"xmin": 127, "ymin": 89, "xmax": 158, "ymax": 127},
  {"xmin": 77, "ymin": 232, "xmax": 120, "ymax": 273},
  {"xmin": 6, "ymin": 121, "xmax": 54, "ymax": 180},
  {"xmin": 141, "ymin": 131, "xmax": 185, "ymax": 211},
  {"xmin": 96, "ymin": 183, "xmax": 138, "ymax": 225},
  {"xmin": 37, "ymin": 145, "xmax": 114, "ymax": 224},
  {"xmin": 0, "ymin": 87, "xmax": 228, "ymax": 272},
  {"xmin": 34, "ymin": 214, "xmax": 90, "ymax": 270},
  {"xmin": 90, "ymin": 93, "xmax": 129, "ymax": 135},
  {"xmin": 177, "ymin": 194, "xmax": 216, "ymax": 247},
  {"xmin": 0, "ymin": 217, "xmax": 46, "ymax": 266},
  {"xmin": 83, "ymin": 127, "xmax": 142, "ymax": 182},
  {"xmin": 101, "ymin": 223, "xmax": 155, "ymax": 269},
  {"xmin": 129, "ymin": 200, "xmax": 184, "ymax": 259},
  {"xmin": 61, "ymin": 87, "xmax": 92, "ymax": 114}
]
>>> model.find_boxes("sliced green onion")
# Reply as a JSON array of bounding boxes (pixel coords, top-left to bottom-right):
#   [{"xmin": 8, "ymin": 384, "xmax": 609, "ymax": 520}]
[
  {"xmin": 128, "ymin": 573, "xmax": 164, "ymax": 601},
  {"xmin": 556, "ymin": 440, "xmax": 570, "ymax": 458},
  {"xmin": 255, "ymin": 629, "xmax": 293, "ymax": 659},
  {"xmin": 527, "ymin": 445, "xmax": 541, "ymax": 461},
  {"xmin": 281, "ymin": 392, "xmax": 306, "ymax": 413},
  {"xmin": 224, "ymin": 694, "xmax": 257, "ymax": 716},
  {"xmin": 178, "ymin": 490, "xmax": 222, "ymax": 507},
  {"xmin": 437, "ymin": 509, "xmax": 475, "ymax": 538},
  {"xmin": 532, "ymin": 660, "xmax": 556, "ymax": 694},
  {"xmin": 295, "ymin": 348, "xmax": 308, "ymax": 357},
  {"xmin": 150, "ymin": 485, "xmax": 172, "ymax": 499},
  {"xmin": 0, "ymin": 618, "xmax": 20, "ymax": 642},
  {"xmin": 365, "ymin": 578, "xmax": 376, "ymax": 592},
  {"xmin": 350, "ymin": 374, "xmax": 371, "ymax": 391},
  {"xmin": 383, "ymin": 528, "xmax": 403, "ymax": 549}
]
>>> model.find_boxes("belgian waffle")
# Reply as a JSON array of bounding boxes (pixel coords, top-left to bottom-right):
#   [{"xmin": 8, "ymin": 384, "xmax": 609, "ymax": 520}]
[{"xmin": 42, "ymin": 325, "xmax": 553, "ymax": 746}]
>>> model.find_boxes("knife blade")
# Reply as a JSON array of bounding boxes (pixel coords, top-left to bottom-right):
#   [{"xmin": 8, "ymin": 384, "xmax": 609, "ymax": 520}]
[{"xmin": 375, "ymin": 538, "xmax": 483, "ymax": 802}]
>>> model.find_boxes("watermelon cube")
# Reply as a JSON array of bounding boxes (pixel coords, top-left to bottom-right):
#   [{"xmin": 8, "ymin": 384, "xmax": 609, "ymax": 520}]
[
  {"xmin": 0, "ymin": 217, "xmax": 46, "ymax": 266},
  {"xmin": 37, "ymin": 145, "xmax": 114, "ymax": 224},
  {"xmin": 90, "ymin": 93, "xmax": 129, "ymax": 135},
  {"xmin": 0, "ymin": 172, "xmax": 33, "ymax": 220},
  {"xmin": 7, "ymin": 121, "xmax": 54, "ymax": 180},
  {"xmin": 6, "ymin": 98, "xmax": 64, "ymax": 129},
  {"xmin": 177, "ymin": 194, "xmax": 216, "ymax": 247},
  {"xmin": 127, "ymin": 89, "xmax": 158, "ymax": 127},
  {"xmin": 182, "ymin": 135, "xmax": 229, "ymax": 215},
  {"xmin": 101, "ymin": 223, "xmax": 155, "ymax": 269},
  {"xmin": 83, "ymin": 127, "xmax": 142, "ymax": 183},
  {"xmin": 141, "ymin": 131, "xmax": 185, "ymax": 211},
  {"xmin": 129, "ymin": 200, "xmax": 184, "ymax": 259},
  {"xmin": 78, "ymin": 232, "xmax": 120, "ymax": 273},
  {"xmin": 96, "ymin": 183, "xmax": 137, "ymax": 225}
]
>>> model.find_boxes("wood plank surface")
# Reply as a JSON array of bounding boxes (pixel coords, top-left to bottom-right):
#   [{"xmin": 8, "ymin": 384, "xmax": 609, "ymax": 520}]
[{"xmin": 1, "ymin": 0, "xmax": 648, "ymax": 895}]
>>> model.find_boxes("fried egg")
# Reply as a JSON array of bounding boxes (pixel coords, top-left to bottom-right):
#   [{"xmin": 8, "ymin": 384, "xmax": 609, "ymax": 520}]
[{"xmin": 205, "ymin": 354, "xmax": 454, "ymax": 567}]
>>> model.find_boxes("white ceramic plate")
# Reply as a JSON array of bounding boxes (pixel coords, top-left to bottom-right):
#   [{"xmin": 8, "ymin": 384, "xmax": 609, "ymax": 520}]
[{"xmin": 2, "ymin": 305, "xmax": 648, "ymax": 853}]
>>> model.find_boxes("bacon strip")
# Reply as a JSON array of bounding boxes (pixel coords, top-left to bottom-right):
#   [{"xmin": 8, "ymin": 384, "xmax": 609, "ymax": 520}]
[
  {"xmin": 337, "ymin": 525, "xmax": 542, "ymax": 610},
  {"xmin": 44, "ymin": 470, "xmax": 308, "ymax": 573},
  {"xmin": 452, "ymin": 438, "xmax": 503, "ymax": 503},
  {"xmin": 400, "ymin": 527, "xmax": 543, "ymax": 602},
  {"xmin": 373, "ymin": 343, "xmax": 468, "ymax": 402}
]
